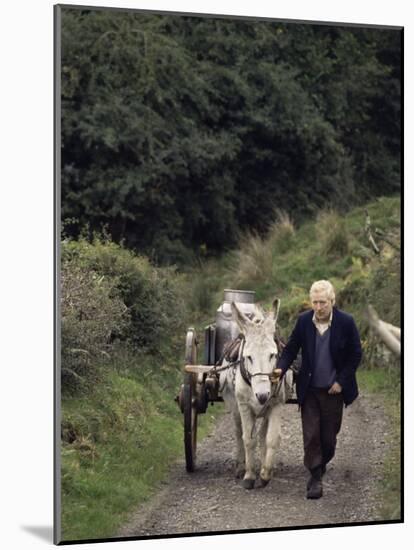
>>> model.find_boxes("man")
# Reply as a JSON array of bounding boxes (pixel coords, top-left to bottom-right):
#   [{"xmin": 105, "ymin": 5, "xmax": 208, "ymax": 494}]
[{"xmin": 276, "ymin": 280, "xmax": 362, "ymax": 499}]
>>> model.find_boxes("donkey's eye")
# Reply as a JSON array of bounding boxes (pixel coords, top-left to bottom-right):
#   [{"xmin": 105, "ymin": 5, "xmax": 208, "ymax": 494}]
[
  {"xmin": 269, "ymin": 353, "xmax": 276, "ymax": 361},
  {"xmin": 246, "ymin": 355, "xmax": 253, "ymax": 363}
]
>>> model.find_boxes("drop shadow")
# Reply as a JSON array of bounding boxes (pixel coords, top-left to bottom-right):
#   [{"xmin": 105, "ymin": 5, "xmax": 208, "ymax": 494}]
[{"xmin": 21, "ymin": 525, "xmax": 54, "ymax": 543}]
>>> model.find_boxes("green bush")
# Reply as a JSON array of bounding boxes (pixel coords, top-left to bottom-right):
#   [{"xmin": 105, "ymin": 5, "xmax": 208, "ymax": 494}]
[
  {"xmin": 61, "ymin": 261, "xmax": 129, "ymax": 394},
  {"xmin": 62, "ymin": 237, "xmax": 188, "ymax": 355}
]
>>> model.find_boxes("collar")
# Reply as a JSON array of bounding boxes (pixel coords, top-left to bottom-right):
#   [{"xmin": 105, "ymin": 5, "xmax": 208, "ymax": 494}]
[{"xmin": 312, "ymin": 309, "xmax": 333, "ymax": 333}]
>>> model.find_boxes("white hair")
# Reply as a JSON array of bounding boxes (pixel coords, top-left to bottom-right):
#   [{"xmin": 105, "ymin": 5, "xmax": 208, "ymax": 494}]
[{"xmin": 309, "ymin": 280, "xmax": 336, "ymax": 304}]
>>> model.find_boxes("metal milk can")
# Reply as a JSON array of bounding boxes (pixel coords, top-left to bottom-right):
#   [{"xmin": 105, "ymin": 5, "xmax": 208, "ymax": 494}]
[{"xmin": 214, "ymin": 289, "xmax": 257, "ymax": 362}]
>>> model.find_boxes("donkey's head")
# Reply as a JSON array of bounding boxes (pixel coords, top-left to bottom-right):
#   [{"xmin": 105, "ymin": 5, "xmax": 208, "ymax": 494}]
[{"xmin": 231, "ymin": 299, "xmax": 280, "ymax": 405}]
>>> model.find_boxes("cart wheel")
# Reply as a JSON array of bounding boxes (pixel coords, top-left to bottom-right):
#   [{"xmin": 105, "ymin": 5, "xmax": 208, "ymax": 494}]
[
  {"xmin": 184, "ymin": 329, "xmax": 198, "ymax": 472},
  {"xmin": 183, "ymin": 373, "xmax": 198, "ymax": 472}
]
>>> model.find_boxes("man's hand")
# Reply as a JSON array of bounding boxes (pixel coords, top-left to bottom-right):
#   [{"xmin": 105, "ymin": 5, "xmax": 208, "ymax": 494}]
[
  {"xmin": 328, "ymin": 382, "xmax": 342, "ymax": 394},
  {"xmin": 271, "ymin": 368, "xmax": 283, "ymax": 382}
]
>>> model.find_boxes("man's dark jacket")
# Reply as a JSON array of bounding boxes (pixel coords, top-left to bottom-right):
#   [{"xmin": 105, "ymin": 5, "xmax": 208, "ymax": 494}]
[{"xmin": 278, "ymin": 307, "xmax": 362, "ymax": 406}]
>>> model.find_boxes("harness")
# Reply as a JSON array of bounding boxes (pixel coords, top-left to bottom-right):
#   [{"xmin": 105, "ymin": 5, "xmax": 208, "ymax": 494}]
[
  {"xmin": 212, "ymin": 333, "xmax": 287, "ymax": 420},
  {"xmin": 238, "ymin": 336, "xmax": 274, "ymax": 387}
]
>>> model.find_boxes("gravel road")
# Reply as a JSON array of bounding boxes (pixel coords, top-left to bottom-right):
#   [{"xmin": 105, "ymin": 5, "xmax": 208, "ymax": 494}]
[{"xmin": 119, "ymin": 391, "xmax": 389, "ymax": 538}]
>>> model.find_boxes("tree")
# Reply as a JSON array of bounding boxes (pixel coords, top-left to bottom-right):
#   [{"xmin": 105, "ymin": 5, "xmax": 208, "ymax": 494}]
[{"xmin": 60, "ymin": 8, "xmax": 401, "ymax": 263}]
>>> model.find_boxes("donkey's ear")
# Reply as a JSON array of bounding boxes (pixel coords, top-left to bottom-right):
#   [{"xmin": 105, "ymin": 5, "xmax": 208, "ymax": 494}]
[
  {"xmin": 271, "ymin": 298, "xmax": 281, "ymax": 324},
  {"xmin": 231, "ymin": 301, "xmax": 250, "ymax": 333},
  {"xmin": 263, "ymin": 314, "xmax": 277, "ymax": 334}
]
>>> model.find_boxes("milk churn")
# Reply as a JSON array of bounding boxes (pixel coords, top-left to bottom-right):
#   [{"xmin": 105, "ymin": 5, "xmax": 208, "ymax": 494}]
[{"xmin": 214, "ymin": 289, "xmax": 257, "ymax": 362}]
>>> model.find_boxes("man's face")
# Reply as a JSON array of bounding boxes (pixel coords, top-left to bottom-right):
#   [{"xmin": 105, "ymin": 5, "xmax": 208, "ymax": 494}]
[{"xmin": 311, "ymin": 290, "xmax": 333, "ymax": 322}]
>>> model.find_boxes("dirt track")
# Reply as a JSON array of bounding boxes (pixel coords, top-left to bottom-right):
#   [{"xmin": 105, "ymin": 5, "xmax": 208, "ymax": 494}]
[{"xmin": 118, "ymin": 391, "xmax": 389, "ymax": 537}]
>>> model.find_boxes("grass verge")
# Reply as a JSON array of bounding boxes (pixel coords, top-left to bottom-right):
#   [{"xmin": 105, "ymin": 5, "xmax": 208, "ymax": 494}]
[
  {"xmin": 61, "ymin": 354, "xmax": 220, "ymax": 541},
  {"xmin": 357, "ymin": 366, "xmax": 401, "ymax": 521}
]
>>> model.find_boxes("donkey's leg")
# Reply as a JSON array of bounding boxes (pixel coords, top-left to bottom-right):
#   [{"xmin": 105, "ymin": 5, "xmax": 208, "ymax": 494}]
[
  {"xmin": 259, "ymin": 406, "xmax": 282, "ymax": 487},
  {"xmin": 238, "ymin": 403, "xmax": 256, "ymax": 489},
  {"xmin": 259, "ymin": 417, "xmax": 269, "ymax": 467},
  {"xmin": 232, "ymin": 409, "xmax": 245, "ymax": 478}
]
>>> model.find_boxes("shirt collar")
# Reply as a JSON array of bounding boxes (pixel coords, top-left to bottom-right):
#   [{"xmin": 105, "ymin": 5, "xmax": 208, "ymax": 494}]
[{"xmin": 312, "ymin": 309, "xmax": 333, "ymax": 328}]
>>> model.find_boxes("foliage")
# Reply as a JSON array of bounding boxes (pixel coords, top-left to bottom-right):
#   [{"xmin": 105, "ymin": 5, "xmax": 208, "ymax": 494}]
[
  {"xmin": 267, "ymin": 210, "xmax": 296, "ymax": 254},
  {"xmin": 226, "ymin": 210, "xmax": 295, "ymax": 292},
  {"xmin": 61, "ymin": 236, "xmax": 189, "ymax": 395},
  {"xmin": 316, "ymin": 210, "xmax": 350, "ymax": 258},
  {"xmin": 60, "ymin": 8, "xmax": 401, "ymax": 264},
  {"xmin": 61, "ymin": 260, "xmax": 128, "ymax": 393},
  {"xmin": 194, "ymin": 196, "xmax": 400, "ymax": 352},
  {"xmin": 186, "ymin": 260, "xmax": 223, "ymax": 318}
]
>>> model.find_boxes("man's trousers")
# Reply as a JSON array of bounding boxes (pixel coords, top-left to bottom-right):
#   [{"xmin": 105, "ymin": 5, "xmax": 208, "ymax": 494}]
[{"xmin": 301, "ymin": 387, "xmax": 344, "ymax": 471}]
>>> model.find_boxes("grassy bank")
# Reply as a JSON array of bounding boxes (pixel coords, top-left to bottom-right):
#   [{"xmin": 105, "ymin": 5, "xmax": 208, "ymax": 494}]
[
  {"xmin": 185, "ymin": 195, "xmax": 400, "ymax": 354},
  {"xmin": 60, "ymin": 237, "xmax": 221, "ymax": 541},
  {"xmin": 61, "ymin": 352, "xmax": 219, "ymax": 541}
]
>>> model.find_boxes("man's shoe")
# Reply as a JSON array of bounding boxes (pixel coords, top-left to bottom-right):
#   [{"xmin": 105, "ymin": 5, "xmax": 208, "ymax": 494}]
[
  {"xmin": 306, "ymin": 465, "xmax": 323, "ymax": 499},
  {"xmin": 307, "ymin": 464, "xmax": 326, "ymax": 490},
  {"xmin": 307, "ymin": 478, "xmax": 323, "ymax": 499}
]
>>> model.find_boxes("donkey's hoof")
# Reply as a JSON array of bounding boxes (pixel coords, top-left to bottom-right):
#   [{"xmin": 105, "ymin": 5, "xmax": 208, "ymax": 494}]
[
  {"xmin": 258, "ymin": 477, "xmax": 270, "ymax": 488},
  {"xmin": 242, "ymin": 478, "xmax": 255, "ymax": 490}
]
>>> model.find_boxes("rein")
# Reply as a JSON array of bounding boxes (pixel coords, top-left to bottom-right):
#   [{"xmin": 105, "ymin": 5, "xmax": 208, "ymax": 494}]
[{"xmin": 256, "ymin": 375, "xmax": 284, "ymax": 420}]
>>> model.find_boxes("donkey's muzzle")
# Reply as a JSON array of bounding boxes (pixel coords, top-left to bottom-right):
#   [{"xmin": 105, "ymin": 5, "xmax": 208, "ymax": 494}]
[{"xmin": 256, "ymin": 392, "xmax": 270, "ymax": 405}]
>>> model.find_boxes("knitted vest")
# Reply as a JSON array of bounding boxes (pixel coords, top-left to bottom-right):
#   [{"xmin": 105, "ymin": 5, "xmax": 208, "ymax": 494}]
[{"xmin": 311, "ymin": 328, "xmax": 336, "ymax": 388}]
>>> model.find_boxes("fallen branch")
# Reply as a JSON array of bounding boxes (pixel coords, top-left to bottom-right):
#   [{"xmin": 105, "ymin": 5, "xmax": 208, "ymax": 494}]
[
  {"xmin": 61, "ymin": 367, "xmax": 85, "ymax": 381},
  {"xmin": 381, "ymin": 321, "xmax": 401, "ymax": 341},
  {"xmin": 374, "ymin": 229, "xmax": 400, "ymax": 251},
  {"xmin": 366, "ymin": 305, "xmax": 400, "ymax": 357}
]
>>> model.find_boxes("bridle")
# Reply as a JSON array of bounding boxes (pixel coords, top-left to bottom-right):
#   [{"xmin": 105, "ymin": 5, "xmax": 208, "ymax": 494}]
[
  {"xmin": 238, "ymin": 335, "xmax": 281, "ymax": 387},
  {"xmin": 237, "ymin": 335, "xmax": 286, "ymax": 427},
  {"xmin": 211, "ymin": 332, "xmax": 286, "ymax": 427}
]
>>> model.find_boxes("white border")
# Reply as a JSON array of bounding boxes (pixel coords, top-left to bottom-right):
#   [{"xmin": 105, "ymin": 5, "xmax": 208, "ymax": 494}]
[{"xmin": 1, "ymin": 1, "xmax": 410, "ymax": 549}]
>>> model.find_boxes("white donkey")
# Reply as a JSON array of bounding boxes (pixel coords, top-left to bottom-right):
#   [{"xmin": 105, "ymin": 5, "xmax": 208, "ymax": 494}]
[{"xmin": 219, "ymin": 299, "xmax": 291, "ymax": 489}]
